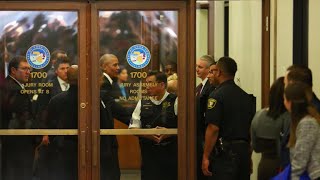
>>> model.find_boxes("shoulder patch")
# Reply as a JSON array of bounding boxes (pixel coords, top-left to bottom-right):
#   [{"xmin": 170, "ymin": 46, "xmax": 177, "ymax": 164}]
[{"xmin": 207, "ymin": 98, "xmax": 217, "ymax": 109}]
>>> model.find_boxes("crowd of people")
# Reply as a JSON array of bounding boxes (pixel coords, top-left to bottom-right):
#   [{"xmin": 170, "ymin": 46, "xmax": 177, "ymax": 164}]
[
  {"xmin": 1, "ymin": 51, "xmax": 320, "ymax": 180},
  {"xmin": 0, "ymin": 13, "xmax": 319, "ymax": 180}
]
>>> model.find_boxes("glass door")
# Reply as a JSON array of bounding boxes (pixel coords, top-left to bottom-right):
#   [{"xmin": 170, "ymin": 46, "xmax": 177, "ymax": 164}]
[
  {"xmin": 0, "ymin": 2, "xmax": 88, "ymax": 180},
  {"xmin": 91, "ymin": 1, "xmax": 187, "ymax": 180},
  {"xmin": 0, "ymin": 1, "xmax": 190, "ymax": 180}
]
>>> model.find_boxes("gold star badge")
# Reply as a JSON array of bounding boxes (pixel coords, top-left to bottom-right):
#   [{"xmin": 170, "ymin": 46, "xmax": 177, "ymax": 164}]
[{"xmin": 207, "ymin": 98, "xmax": 217, "ymax": 109}]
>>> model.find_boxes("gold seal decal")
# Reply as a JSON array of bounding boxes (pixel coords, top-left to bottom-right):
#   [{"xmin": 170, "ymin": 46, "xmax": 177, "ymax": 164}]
[{"xmin": 207, "ymin": 98, "xmax": 217, "ymax": 109}]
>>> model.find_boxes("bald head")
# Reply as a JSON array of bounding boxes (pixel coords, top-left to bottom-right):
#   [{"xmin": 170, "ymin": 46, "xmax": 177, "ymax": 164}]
[
  {"xmin": 99, "ymin": 54, "xmax": 119, "ymax": 78},
  {"xmin": 67, "ymin": 65, "xmax": 78, "ymax": 85}
]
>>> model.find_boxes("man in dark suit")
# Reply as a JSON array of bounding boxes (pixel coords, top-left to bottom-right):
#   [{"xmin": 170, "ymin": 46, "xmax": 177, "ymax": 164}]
[
  {"xmin": 99, "ymin": 53, "xmax": 131, "ymax": 179},
  {"xmin": 99, "ymin": 54, "xmax": 130, "ymax": 124},
  {"xmin": 196, "ymin": 55, "xmax": 215, "ymax": 180},
  {"xmin": 49, "ymin": 56, "xmax": 70, "ymax": 98},
  {"xmin": 1, "ymin": 56, "xmax": 34, "ymax": 180},
  {"xmin": 39, "ymin": 65, "xmax": 78, "ymax": 180}
]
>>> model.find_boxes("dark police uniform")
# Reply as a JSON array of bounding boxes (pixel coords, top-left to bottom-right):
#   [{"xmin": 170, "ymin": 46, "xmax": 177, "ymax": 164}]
[
  {"xmin": 205, "ymin": 80, "xmax": 255, "ymax": 180},
  {"xmin": 133, "ymin": 93, "xmax": 178, "ymax": 180}
]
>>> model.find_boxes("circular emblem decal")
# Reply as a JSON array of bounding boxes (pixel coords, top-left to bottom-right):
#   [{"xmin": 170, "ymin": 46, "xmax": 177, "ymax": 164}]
[
  {"xmin": 126, "ymin": 44, "xmax": 151, "ymax": 69},
  {"xmin": 26, "ymin": 44, "xmax": 50, "ymax": 69}
]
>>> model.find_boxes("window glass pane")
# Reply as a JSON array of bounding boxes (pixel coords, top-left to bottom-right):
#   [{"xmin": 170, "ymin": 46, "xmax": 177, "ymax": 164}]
[
  {"xmin": 0, "ymin": 11, "xmax": 79, "ymax": 179},
  {"xmin": 98, "ymin": 10, "xmax": 178, "ymax": 180}
]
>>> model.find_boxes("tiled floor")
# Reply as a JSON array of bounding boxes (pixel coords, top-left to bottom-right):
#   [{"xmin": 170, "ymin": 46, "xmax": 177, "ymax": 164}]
[{"xmin": 121, "ymin": 169, "xmax": 141, "ymax": 180}]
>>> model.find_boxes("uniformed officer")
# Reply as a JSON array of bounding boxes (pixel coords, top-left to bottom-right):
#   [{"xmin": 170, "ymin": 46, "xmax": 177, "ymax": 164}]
[
  {"xmin": 202, "ymin": 57, "xmax": 255, "ymax": 180},
  {"xmin": 129, "ymin": 70, "xmax": 178, "ymax": 180}
]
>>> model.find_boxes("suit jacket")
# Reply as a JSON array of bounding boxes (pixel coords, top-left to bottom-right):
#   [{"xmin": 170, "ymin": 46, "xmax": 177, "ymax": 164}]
[
  {"xmin": 47, "ymin": 85, "xmax": 78, "ymax": 129},
  {"xmin": 2, "ymin": 76, "xmax": 33, "ymax": 129},
  {"xmin": 1, "ymin": 76, "xmax": 35, "ymax": 180},
  {"xmin": 101, "ymin": 75, "xmax": 119, "ymax": 99},
  {"xmin": 196, "ymin": 81, "xmax": 215, "ymax": 138},
  {"xmin": 49, "ymin": 77, "xmax": 63, "ymax": 98}
]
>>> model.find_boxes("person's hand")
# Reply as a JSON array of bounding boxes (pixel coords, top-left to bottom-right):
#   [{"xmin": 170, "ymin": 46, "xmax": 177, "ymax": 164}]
[
  {"xmin": 142, "ymin": 134, "xmax": 160, "ymax": 143},
  {"xmin": 202, "ymin": 157, "xmax": 212, "ymax": 176},
  {"xmin": 155, "ymin": 126, "xmax": 170, "ymax": 143},
  {"xmin": 151, "ymin": 135, "xmax": 161, "ymax": 143},
  {"xmin": 42, "ymin": 135, "xmax": 50, "ymax": 146}
]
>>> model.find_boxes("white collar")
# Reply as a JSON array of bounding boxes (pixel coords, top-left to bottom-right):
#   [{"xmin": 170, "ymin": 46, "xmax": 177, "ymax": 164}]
[
  {"xmin": 103, "ymin": 72, "xmax": 113, "ymax": 85},
  {"xmin": 150, "ymin": 91, "xmax": 169, "ymax": 105},
  {"xmin": 57, "ymin": 76, "xmax": 69, "ymax": 91},
  {"xmin": 202, "ymin": 78, "xmax": 208, "ymax": 86},
  {"xmin": 57, "ymin": 76, "xmax": 68, "ymax": 86},
  {"xmin": 9, "ymin": 75, "xmax": 25, "ymax": 89}
]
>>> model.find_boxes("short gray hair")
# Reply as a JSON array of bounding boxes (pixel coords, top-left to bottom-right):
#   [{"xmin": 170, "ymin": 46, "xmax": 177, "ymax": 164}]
[
  {"xmin": 199, "ymin": 55, "xmax": 215, "ymax": 68},
  {"xmin": 99, "ymin": 54, "xmax": 117, "ymax": 69}
]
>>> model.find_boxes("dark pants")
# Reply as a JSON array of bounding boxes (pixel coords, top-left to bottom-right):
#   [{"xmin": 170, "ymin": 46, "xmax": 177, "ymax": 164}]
[
  {"xmin": 197, "ymin": 136, "xmax": 208, "ymax": 180},
  {"xmin": 38, "ymin": 138, "xmax": 78, "ymax": 180},
  {"xmin": 258, "ymin": 153, "xmax": 280, "ymax": 180},
  {"xmin": 140, "ymin": 141, "xmax": 177, "ymax": 180},
  {"xmin": 209, "ymin": 142, "xmax": 250, "ymax": 180},
  {"xmin": 2, "ymin": 136, "xmax": 34, "ymax": 180},
  {"xmin": 100, "ymin": 147, "xmax": 120, "ymax": 180}
]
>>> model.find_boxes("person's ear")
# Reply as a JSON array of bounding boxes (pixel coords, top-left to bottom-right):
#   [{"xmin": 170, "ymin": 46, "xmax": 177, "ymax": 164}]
[
  {"xmin": 11, "ymin": 67, "xmax": 17, "ymax": 75},
  {"xmin": 216, "ymin": 69, "xmax": 221, "ymax": 77}
]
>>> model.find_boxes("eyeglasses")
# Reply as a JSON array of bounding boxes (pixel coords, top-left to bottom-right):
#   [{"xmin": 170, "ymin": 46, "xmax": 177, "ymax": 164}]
[
  {"xmin": 18, "ymin": 67, "xmax": 32, "ymax": 72},
  {"xmin": 209, "ymin": 69, "xmax": 218, "ymax": 74}
]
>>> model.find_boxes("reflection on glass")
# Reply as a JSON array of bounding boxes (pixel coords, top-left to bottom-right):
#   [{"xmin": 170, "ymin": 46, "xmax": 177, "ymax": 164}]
[
  {"xmin": 0, "ymin": 11, "xmax": 78, "ymax": 180},
  {"xmin": 99, "ymin": 11, "xmax": 178, "ymax": 107},
  {"xmin": 99, "ymin": 11, "xmax": 179, "ymax": 180}
]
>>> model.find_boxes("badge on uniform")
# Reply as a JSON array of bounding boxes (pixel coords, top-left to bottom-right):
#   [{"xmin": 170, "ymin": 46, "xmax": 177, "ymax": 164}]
[
  {"xmin": 207, "ymin": 98, "xmax": 217, "ymax": 109},
  {"xmin": 162, "ymin": 101, "xmax": 171, "ymax": 109}
]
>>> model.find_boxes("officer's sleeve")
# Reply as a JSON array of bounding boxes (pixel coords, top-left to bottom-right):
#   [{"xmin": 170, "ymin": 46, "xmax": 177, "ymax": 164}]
[
  {"xmin": 128, "ymin": 100, "xmax": 141, "ymax": 128},
  {"xmin": 174, "ymin": 97, "xmax": 178, "ymax": 115},
  {"xmin": 205, "ymin": 95, "xmax": 223, "ymax": 127}
]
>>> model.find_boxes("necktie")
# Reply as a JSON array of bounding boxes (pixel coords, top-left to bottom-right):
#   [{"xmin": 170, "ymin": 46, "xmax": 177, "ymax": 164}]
[
  {"xmin": 63, "ymin": 82, "xmax": 69, "ymax": 91},
  {"xmin": 196, "ymin": 83, "xmax": 203, "ymax": 96}
]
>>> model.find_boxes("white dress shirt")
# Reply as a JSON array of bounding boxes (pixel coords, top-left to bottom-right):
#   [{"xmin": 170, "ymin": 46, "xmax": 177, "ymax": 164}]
[
  {"xmin": 57, "ymin": 76, "xmax": 69, "ymax": 91},
  {"xmin": 103, "ymin": 72, "xmax": 113, "ymax": 85}
]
